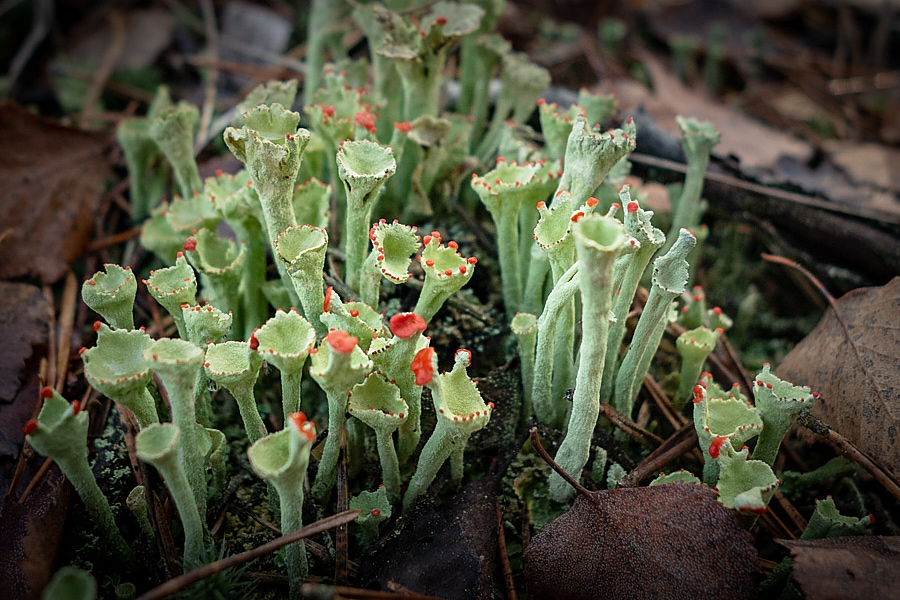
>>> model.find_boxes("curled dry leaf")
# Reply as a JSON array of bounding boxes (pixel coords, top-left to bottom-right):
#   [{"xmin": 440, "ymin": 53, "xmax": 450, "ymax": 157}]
[
  {"xmin": 0, "ymin": 101, "xmax": 109, "ymax": 282},
  {"xmin": 777, "ymin": 277, "xmax": 900, "ymax": 481},
  {"xmin": 524, "ymin": 482, "xmax": 758, "ymax": 600},
  {"xmin": 778, "ymin": 536, "xmax": 900, "ymax": 600}
]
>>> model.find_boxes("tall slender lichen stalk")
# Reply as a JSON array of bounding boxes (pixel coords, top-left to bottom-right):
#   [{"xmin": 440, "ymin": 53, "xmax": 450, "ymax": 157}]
[
  {"xmin": 548, "ymin": 214, "xmax": 627, "ymax": 503},
  {"xmin": 248, "ymin": 412, "xmax": 318, "ymax": 598}
]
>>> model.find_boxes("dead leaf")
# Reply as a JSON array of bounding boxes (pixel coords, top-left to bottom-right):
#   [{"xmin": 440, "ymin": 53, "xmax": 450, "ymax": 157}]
[
  {"xmin": 778, "ymin": 536, "xmax": 900, "ymax": 600},
  {"xmin": 824, "ymin": 141, "xmax": 900, "ymax": 195},
  {"xmin": 524, "ymin": 483, "xmax": 758, "ymax": 600},
  {"xmin": 0, "ymin": 283, "xmax": 52, "ymax": 404},
  {"xmin": 357, "ymin": 477, "xmax": 498, "ymax": 600},
  {"xmin": 0, "ymin": 101, "xmax": 110, "ymax": 283},
  {"xmin": 0, "ymin": 468, "xmax": 70, "ymax": 600},
  {"xmin": 777, "ymin": 277, "xmax": 900, "ymax": 481},
  {"xmin": 614, "ymin": 51, "xmax": 814, "ymax": 172}
]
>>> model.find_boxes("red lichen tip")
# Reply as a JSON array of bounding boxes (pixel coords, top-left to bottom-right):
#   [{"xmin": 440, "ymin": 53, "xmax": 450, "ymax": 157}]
[
  {"xmin": 323, "ymin": 286, "xmax": 334, "ymax": 312},
  {"xmin": 289, "ymin": 411, "xmax": 316, "ymax": 441},
  {"xmin": 23, "ymin": 419, "xmax": 38, "ymax": 435},
  {"xmin": 71, "ymin": 400, "xmax": 81, "ymax": 415},
  {"xmin": 708, "ymin": 435, "xmax": 728, "ymax": 459},
  {"xmin": 411, "ymin": 347, "xmax": 436, "ymax": 386},
  {"xmin": 390, "ymin": 312, "xmax": 426, "ymax": 339},
  {"xmin": 570, "ymin": 211, "xmax": 585, "ymax": 223},
  {"xmin": 586, "ymin": 197, "xmax": 599, "ymax": 207},
  {"xmin": 322, "ymin": 105, "xmax": 335, "ymax": 118},
  {"xmin": 371, "ymin": 508, "xmax": 381, "ymax": 517},
  {"xmin": 349, "ymin": 309, "xmax": 360, "ymax": 318},
  {"xmin": 536, "ymin": 201, "xmax": 545, "ymax": 209},
  {"xmin": 93, "ymin": 321, "xmax": 102, "ymax": 332},
  {"xmin": 182, "ymin": 237, "xmax": 196, "ymax": 254},
  {"xmin": 627, "ymin": 201, "xmax": 639, "ymax": 213},
  {"xmin": 692, "ymin": 384, "xmax": 705, "ymax": 403},
  {"xmin": 249, "ymin": 333, "xmax": 259, "ymax": 351},
  {"xmin": 435, "ymin": 15, "xmax": 447, "ymax": 25},
  {"xmin": 325, "ymin": 330, "xmax": 358, "ymax": 354},
  {"xmin": 354, "ymin": 110, "xmax": 377, "ymax": 133},
  {"xmin": 394, "ymin": 121, "xmax": 413, "ymax": 133},
  {"xmin": 41, "ymin": 387, "xmax": 54, "ymax": 399}
]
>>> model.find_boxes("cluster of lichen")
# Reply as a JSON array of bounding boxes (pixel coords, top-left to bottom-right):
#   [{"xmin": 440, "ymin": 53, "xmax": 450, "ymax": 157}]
[{"xmin": 28, "ymin": 1, "xmax": 871, "ymax": 598}]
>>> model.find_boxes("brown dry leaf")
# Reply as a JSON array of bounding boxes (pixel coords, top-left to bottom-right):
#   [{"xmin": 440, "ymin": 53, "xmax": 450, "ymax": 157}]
[
  {"xmin": 0, "ymin": 468, "xmax": 69, "ymax": 600},
  {"xmin": 524, "ymin": 483, "xmax": 758, "ymax": 600},
  {"xmin": 824, "ymin": 141, "xmax": 900, "ymax": 195},
  {"xmin": 777, "ymin": 277, "xmax": 900, "ymax": 481},
  {"xmin": 0, "ymin": 283, "xmax": 52, "ymax": 404},
  {"xmin": 0, "ymin": 101, "xmax": 110, "ymax": 283},
  {"xmin": 618, "ymin": 50, "xmax": 814, "ymax": 171},
  {"xmin": 779, "ymin": 536, "xmax": 900, "ymax": 600}
]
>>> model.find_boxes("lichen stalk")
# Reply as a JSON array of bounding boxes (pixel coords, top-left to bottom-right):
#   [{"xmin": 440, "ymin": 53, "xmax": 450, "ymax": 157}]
[{"xmin": 549, "ymin": 215, "xmax": 626, "ymax": 503}]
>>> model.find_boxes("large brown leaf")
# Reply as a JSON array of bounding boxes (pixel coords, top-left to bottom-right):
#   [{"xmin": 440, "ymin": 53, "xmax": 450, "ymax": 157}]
[
  {"xmin": 777, "ymin": 277, "xmax": 900, "ymax": 481},
  {"xmin": 524, "ymin": 483, "xmax": 758, "ymax": 600},
  {"xmin": 0, "ymin": 101, "xmax": 110, "ymax": 282},
  {"xmin": 779, "ymin": 536, "xmax": 900, "ymax": 600}
]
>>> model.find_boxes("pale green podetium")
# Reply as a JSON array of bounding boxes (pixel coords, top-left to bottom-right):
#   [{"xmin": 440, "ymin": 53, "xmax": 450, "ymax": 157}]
[
  {"xmin": 143, "ymin": 338, "xmax": 208, "ymax": 522},
  {"xmin": 143, "ymin": 252, "xmax": 198, "ymax": 338},
  {"xmin": 204, "ymin": 340, "xmax": 266, "ymax": 444},
  {"xmin": 613, "ymin": 228, "xmax": 696, "ymax": 419},
  {"xmin": 310, "ymin": 330, "xmax": 373, "ymax": 504},
  {"xmin": 248, "ymin": 412, "xmax": 318, "ymax": 598},
  {"xmin": 82, "ymin": 323, "xmax": 158, "ymax": 429},
  {"xmin": 675, "ymin": 325, "xmax": 721, "ymax": 408},
  {"xmin": 548, "ymin": 214, "xmax": 627, "ymax": 503},
  {"xmin": 413, "ymin": 231, "xmax": 476, "ymax": 324},
  {"xmin": 275, "ymin": 224, "xmax": 328, "ymax": 336},
  {"xmin": 136, "ymin": 423, "xmax": 205, "ymax": 567},
  {"xmin": 691, "ymin": 383, "xmax": 762, "ymax": 484},
  {"xmin": 750, "ymin": 364, "xmax": 816, "ymax": 467},
  {"xmin": 347, "ymin": 373, "xmax": 408, "ymax": 504},
  {"xmin": 81, "ymin": 264, "xmax": 137, "ymax": 330},
  {"xmin": 403, "ymin": 347, "xmax": 492, "ymax": 513},
  {"xmin": 335, "ymin": 140, "xmax": 397, "ymax": 291},
  {"xmin": 25, "ymin": 389, "xmax": 135, "ymax": 566},
  {"xmin": 254, "ymin": 309, "xmax": 317, "ymax": 420}
]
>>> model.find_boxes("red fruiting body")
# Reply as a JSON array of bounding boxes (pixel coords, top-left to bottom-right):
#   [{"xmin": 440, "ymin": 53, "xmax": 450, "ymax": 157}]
[
  {"xmin": 93, "ymin": 321, "xmax": 102, "ymax": 332},
  {"xmin": 41, "ymin": 387, "xmax": 53, "ymax": 399},
  {"xmin": 325, "ymin": 330, "xmax": 358, "ymax": 354},
  {"xmin": 71, "ymin": 400, "xmax": 81, "ymax": 415},
  {"xmin": 183, "ymin": 237, "xmax": 197, "ymax": 251},
  {"xmin": 249, "ymin": 334, "xmax": 259, "ymax": 351},
  {"xmin": 322, "ymin": 105, "xmax": 335, "ymax": 118},
  {"xmin": 23, "ymin": 419, "xmax": 38, "ymax": 435},
  {"xmin": 627, "ymin": 201, "xmax": 639, "ymax": 213},
  {"xmin": 371, "ymin": 509, "xmax": 381, "ymax": 517},
  {"xmin": 394, "ymin": 121, "xmax": 413, "ymax": 133},
  {"xmin": 349, "ymin": 309, "xmax": 359, "ymax": 318},
  {"xmin": 447, "ymin": 241, "xmax": 458, "ymax": 249},
  {"xmin": 323, "ymin": 286, "xmax": 334, "ymax": 312},
  {"xmin": 423, "ymin": 235, "xmax": 432, "ymax": 245},
  {"xmin": 536, "ymin": 201, "xmax": 545, "ymax": 209},
  {"xmin": 425, "ymin": 259, "xmax": 435, "ymax": 267},
  {"xmin": 692, "ymin": 384, "xmax": 705, "ymax": 403},
  {"xmin": 455, "ymin": 348, "xmax": 472, "ymax": 366},
  {"xmin": 570, "ymin": 211, "xmax": 585, "ymax": 223},
  {"xmin": 390, "ymin": 312, "xmax": 426, "ymax": 339},
  {"xmin": 467, "ymin": 257, "xmax": 477, "ymax": 264},
  {"xmin": 713, "ymin": 306, "xmax": 723, "ymax": 315},
  {"xmin": 708, "ymin": 435, "xmax": 728, "ymax": 459},
  {"xmin": 435, "ymin": 16, "xmax": 447, "ymax": 25},
  {"xmin": 411, "ymin": 347, "xmax": 436, "ymax": 386},
  {"xmin": 354, "ymin": 110, "xmax": 377, "ymax": 133},
  {"xmin": 586, "ymin": 197, "xmax": 599, "ymax": 207}
]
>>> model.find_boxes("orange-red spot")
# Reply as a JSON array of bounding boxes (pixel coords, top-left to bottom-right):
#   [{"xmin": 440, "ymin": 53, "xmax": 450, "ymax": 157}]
[
  {"xmin": 324, "ymin": 286, "xmax": 334, "ymax": 312},
  {"xmin": 394, "ymin": 121, "xmax": 413, "ymax": 133},
  {"xmin": 71, "ymin": 400, "xmax": 81, "ymax": 415},
  {"xmin": 349, "ymin": 309, "xmax": 359, "ymax": 318},
  {"xmin": 249, "ymin": 333, "xmax": 259, "ymax": 351},
  {"xmin": 708, "ymin": 435, "xmax": 727, "ymax": 459},
  {"xmin": 23, "ymin": 419, "xmax": 38, "ymax": 435},
  {"xmin": 411, "ymin": 347, "xmax": 435, "ymax": 386},
  {"xmin": 692, "ymin": 384, "xmax": 705, "ymax": 403},
  {"xmin": 390, "ymin": 312, "xmax": 426, "ymax": 339},
  {"xmin": 435, "ymin": 16, "xmax": 447, "ymax": 25},
  {"xmin": 325, "ymin": 330, "xmax": 357, "ymax": 354},
  {"xmin": 354, "ymin": 110, "xmax": 377, "ymax": 133},
  {"xmin": 41, "ymin": 387, "xmax": 53, "ymax": 399},
  {"xmin": 586, "ymin": 197, "xmax": 599, "ymax": 207}
]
